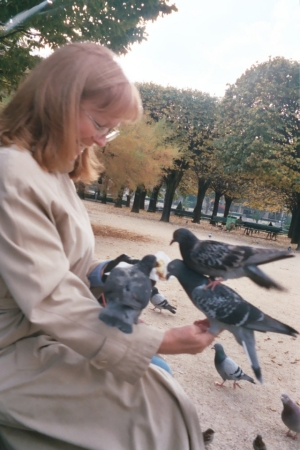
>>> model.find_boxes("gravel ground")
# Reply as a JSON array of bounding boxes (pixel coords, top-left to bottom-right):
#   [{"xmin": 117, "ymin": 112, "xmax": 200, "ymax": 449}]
[{"xmin": 84, "ymin": 199, "xmax": 300, "ymax": 450}]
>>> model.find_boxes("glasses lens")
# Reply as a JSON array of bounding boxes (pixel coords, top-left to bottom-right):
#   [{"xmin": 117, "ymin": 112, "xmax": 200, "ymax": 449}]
[{"xmin": 106, "ymin": 129, "xmax": 120, "ymax": 143}]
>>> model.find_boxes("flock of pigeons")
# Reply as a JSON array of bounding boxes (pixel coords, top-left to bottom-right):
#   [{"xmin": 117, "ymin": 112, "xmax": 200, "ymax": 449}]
[{"xmin": 98, "ymin": 227, "xmax": 300, "ymax": 446}]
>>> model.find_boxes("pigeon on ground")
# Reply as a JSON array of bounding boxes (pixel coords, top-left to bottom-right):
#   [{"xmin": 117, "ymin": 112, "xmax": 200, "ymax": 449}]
[
  {"xmin": 167, "ymin": 259, "xmax": 298, "ymax": 383},
  {"xmin": 99, "ymin": 254, "xmax": 157, "ymax": 333},
  {"xmin": 253, "ymin": 434, "xmax": 267, "ymax": 450},
  {"xmin": 281, "ymin": 394, "xmax": 300, "ymax": 439},
  {"xmin": 150, "ymin": 287, "xmax": 177, "ymax": 314},
  {"xmin": 202, "ymin": 428, "xmax": 215, "ymax": 447},
  {"xmin": 170, "ymin": 228, "xmax": 294, "ymax": 290},
  {"xmin": 212, "ymin": 343, "xmax": 255, "ymax": 389}
]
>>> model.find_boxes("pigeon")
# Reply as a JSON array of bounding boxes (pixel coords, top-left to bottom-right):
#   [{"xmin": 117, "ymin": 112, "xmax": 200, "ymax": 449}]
[
  {"xmin": 253, "ymin": 434, "xmax": 267, "ymax": 450},
  {"xmin": 202, "ymin": 428, "xmax": 215, "ymax": 447},
  {"xmin": 99, "ymin": 254, "xmax": 157, "ymax": 333},
  {"xmin": 150, "ymin": 287, "xmax": 177, "ymax": 314},
  {"xmin": 212, "ymin": 343, "xmax": 255, "ymax": 389},
  {"xmin": 170, "ymin": 228, "xmax": 294, "ymax": 290},
  {"xmin": 167, "ymin": 259, "xmax": 298, "ymax": 382},
  {"xmin": 281, "ymin": 394, "xmax": 300, "ymax": 439}
]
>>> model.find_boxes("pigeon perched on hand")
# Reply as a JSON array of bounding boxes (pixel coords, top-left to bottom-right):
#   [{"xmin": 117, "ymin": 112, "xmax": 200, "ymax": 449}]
[
  {"xmin": 202, "ymin": 428, "xmax": 215, "ymax": 447},
  {"xmin": 212, "ymin": 343, "xmax": 255, "ymax": 389},
  {"xmin": 150, "ymin": 287, "xmax": 177, "ymax": 314},
  {"xmin": 253, "ymin": 434, "xmax": 267, "ymax": 450},
  {"xmin": 170, "ymin": 228, "xmax": 293, "ymax": 290},
  {"xmin": 167, "ymin": 259, "xmax": 298, "ymax": 383},
  {"xmin": 99, "ymin": 254, "xmax": 157, "ymax": 333},
  {"xmin": 281, "ymin": 394, "xmax": 300, "ymax": 439}
]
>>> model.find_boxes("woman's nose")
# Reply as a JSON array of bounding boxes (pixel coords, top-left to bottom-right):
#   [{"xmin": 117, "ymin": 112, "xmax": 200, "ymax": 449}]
[{"xmin": 93, "ymin": 135, "xmax": 107, "ymax": 147}]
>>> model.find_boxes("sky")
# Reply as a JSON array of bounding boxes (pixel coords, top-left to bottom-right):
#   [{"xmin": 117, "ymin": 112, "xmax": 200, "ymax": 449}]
[{"xmin": 117, "ymin": 0, "xmax": 299, "ymax": 98}]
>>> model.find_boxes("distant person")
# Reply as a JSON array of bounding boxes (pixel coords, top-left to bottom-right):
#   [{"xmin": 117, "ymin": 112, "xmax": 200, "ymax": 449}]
[{"xmin": 269, "ymin": 222, "xmax": 273, "ymax": 226}]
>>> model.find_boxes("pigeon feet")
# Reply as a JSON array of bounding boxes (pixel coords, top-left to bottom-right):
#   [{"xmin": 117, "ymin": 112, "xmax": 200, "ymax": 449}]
[
  {"xmin": 204, "ymin": 278, "xmax": 224, "ymax": 290},
  {"xmin": 214, "ymin": 381, "xmax": 225, "ymax": 387},
  {"xmin": 286, "ymin": 430, "xmax": 298, "ymax": 440},
  {"xmin": 233, "ymin": 381, "xmax": 242, "ymax": 389}
]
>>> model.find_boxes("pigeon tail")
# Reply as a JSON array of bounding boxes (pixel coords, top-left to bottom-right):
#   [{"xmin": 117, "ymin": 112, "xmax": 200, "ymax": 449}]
[
  {"xmin": 162, "ymin": 301, "xmax": 177, "ymax": 314},
  {"xmin": 246, "ymin": 313, "xmax": 299, "ymax": 337},
  {"xmin": 244, "ymin": 265, "xmax": 285, "ymax": 291},
  {"xmin": 240, "ymin": 373, "xmax": 256, "ymax": 384}
]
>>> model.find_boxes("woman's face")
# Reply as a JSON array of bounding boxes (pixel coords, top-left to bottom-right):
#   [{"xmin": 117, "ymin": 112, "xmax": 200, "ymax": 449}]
[{"xmin": 78, "ymin": 100, "xmax": 120, "ymax": 150}]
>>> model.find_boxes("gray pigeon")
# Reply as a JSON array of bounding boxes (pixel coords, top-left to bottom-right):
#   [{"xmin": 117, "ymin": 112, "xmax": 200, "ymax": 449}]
[
  {"xmin": 167, "ymin": 259, "xmax": 298, "ymax": 383},
  {"xmin": 281, "ymin": 394, "xmax": 300, "ymax": 439},
  {"xmin": 212, "ymin": 343, "xmax": 255, "ymax": 388},
  {"xmin": 150, "ymin": 287, "xmax": 177, "ymax": 314},
  {"xmin": 170, "ymin": 228, "xmax": 293, "ymax": 290},
  {"xmin": 253, "ymin": 434, "xmax": 267, "ymax": 450},
  {"xmin": 99, "ymin": 254, "xmax": 157, "ymax": 333}
]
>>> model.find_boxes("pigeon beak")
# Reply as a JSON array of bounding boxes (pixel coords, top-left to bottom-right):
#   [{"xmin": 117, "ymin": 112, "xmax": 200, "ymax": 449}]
[
  {"xmin": 170, "ymin": 239, "xmax": 174, "ymax": 245},
  {"xmin": 166, "ymin": 272, "xmax": 171, "ymax": 280}
]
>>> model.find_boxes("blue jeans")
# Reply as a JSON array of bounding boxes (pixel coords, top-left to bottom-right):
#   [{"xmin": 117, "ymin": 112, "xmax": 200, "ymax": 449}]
[{"xmin": 151, "ymin": 355, "xmax": 172, "ymax": 375}]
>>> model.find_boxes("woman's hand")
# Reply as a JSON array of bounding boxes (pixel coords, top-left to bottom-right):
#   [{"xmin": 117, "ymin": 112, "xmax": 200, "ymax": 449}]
[{"xmin": 157, "ymin": 319, "xmax": 216, "ymax": 355}]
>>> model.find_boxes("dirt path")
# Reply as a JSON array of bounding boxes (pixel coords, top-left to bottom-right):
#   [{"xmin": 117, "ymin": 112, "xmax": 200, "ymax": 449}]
[{"xmin": 84, "ymin": 200, "xmax": 300, "ymax": 450}]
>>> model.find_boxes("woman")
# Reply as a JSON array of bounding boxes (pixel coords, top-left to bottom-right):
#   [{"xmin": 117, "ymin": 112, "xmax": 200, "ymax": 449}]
[{"xmin": 0, "ymin": 42, "xmax": 214, "ymax": 449}]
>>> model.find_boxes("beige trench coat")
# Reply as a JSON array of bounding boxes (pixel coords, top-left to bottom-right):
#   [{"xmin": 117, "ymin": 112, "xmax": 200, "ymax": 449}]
[{"xmin": 0, "ymin": 146, "xmax": 205, "ymax": 450}]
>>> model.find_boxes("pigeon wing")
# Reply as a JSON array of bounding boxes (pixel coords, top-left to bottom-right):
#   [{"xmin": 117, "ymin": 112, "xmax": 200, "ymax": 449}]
[
  {"xmin": 191, "ymin": 284, "xmax": 262, "ymax": 327},
  {"xmin": 190, "ymin": 240, "xmax": 255, "ymax": 272}
]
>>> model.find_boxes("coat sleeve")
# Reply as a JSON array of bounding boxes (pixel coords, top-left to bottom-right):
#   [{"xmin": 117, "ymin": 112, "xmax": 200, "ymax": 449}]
[{"xmin": 0, "ymin": 159, "xmax": 164, "ymax": 385}]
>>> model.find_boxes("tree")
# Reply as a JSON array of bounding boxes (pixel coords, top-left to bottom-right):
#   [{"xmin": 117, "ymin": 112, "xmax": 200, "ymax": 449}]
[
  {"xmin": 138, "ymin": 83, "xmax": 218, "ymax": 222},
  {"xmin": 0, "ymin": 0, "xmax": 177, "ymax": 95},
  {"xmin": 217, "ymin": 57, "xmax": 300, "ymax": 247},
  {"xmin": 96, "ymin": 116, "xmax": 177, "ymax": 209}
]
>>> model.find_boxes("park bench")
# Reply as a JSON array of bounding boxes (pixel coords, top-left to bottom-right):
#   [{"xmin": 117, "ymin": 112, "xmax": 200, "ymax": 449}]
[
  {"xmin": 173, "ymin": 208, "xmax": 194, "ymax": 218},
  {"xmin": 241, "ymin": 222, "xmax": 283, "ymax": 240},
  {"xmin": 211, "ymin": 216, "xmax": 227, "ymax": 225},
  {"xmin": 173, "ymin": 210, "xmax": 214, "ymax": 222}
]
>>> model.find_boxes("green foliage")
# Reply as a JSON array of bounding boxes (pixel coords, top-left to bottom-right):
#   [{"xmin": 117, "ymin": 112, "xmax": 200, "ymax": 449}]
[
  {"xmin": 217, "ymin": 57, "xmax": 300, "ymax": 193},
  {"xmin": 138, "ymin": 82, "xmax": 218, "ymax": 179},
  {"xmin": 0, "ymin": 0, "xmax": 177, "ymax": 95}
]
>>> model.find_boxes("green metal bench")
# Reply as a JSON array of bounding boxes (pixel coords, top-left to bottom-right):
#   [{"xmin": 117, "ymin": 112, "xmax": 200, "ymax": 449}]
[{"xmin": 241, "ymin": 222, "xmax": 282, "ymax": 240}]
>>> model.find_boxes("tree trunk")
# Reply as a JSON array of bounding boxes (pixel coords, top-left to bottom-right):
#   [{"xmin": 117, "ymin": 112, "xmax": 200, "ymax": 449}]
[
  {"xmin": 131, "ymin": 186, "xmax": 143, "ymax": 213},
  {"xmin": 114, "ymin": 187, "xmax": 124, "ymax": 208},
  {"xmin": 193, "ymin": 178, "xmax": 211, "ymax": 224},
  {"xmin": 100, "ymin": 178, "xmax": 108, "ymax": 204},
  {"xmin": 160, "ymin": 170, "xmax": 184, "ymax": 223},
  {"xmin": 210, "ymin": 191, "xmax": 221, "ymax": 224},
  {"xmin": 126, "ymin": 194, "xmax": 131, "ymax": 207},
  {"xmin": 289, "ymin": 193, "xmax": 300, "ymax": 250},
  {"xmin": 148, "ymin": 184, "xmax": 161, "ymax": 212},
  {"xmin": 224, "ymin": 195, "xmax": 233, "ymax": 218},
  {"xmin": 76, "ymin": 181, "xmax": 85, "ymax": 199},
  {"xmin": 139, "ymin": 186, "xmax": 147, "ymax": 210}
]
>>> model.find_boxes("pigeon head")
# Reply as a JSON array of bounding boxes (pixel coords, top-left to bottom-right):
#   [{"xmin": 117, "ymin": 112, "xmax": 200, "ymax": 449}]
[
  {"xmin": 138, "ymin": 254, "xmax": 158, "ymax": 276},
  {"xmin": 166, "ymin": 259, "xmax": 185, "ymax": 279},
  {"xmin": 212, "ymin": 343, "xmax": 228, "ymax": 364},
  {"xmin": 151, "ymin": 286, "xmax": 159, "ymax": 296},
  {"xmin": 212, "ymin": 343, "xmax": 226, "ymax": 357},
  {"xmin": 170, "ymin": 228, "xmax": 198, "ymax": 246},
  {"xmin": 281, "ymin": 394, "xmax": 292, "ymax": 406}
]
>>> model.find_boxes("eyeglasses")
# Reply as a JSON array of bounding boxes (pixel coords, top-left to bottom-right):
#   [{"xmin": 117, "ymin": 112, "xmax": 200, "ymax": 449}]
[{"xmin": 81, "ymin": 108, "xmax": 120, "ymax": 142}]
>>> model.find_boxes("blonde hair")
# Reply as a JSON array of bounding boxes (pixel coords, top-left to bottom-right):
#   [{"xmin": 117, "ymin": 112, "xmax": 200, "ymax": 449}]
[{"xmin": 0, "ymin": 42, "xmax": 142, "ymax": 182}]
